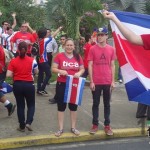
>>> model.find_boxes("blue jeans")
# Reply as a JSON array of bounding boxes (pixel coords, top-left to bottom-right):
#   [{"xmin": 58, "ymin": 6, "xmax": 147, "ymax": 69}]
[
  {"xmin": 92, "ymin": 84, "xmax": 111, "ymax": 126},
  {"xmin": 13, "ymin": 81, "xmax": 35, "ymax": 128},
  {"xmin": 37, "ymin": 62, "xmax": 51, "ymax": 91}
]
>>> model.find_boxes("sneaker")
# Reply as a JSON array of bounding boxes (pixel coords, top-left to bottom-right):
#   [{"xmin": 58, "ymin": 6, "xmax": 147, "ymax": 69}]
[
  {"xmin": 17, "ymin": 127, "xmax": 25, "ymax": 132},
  {"xmin": 7, "ymin": 104, "xmax": 16, "ymax": 116},
  {"xmin": 104, "ymin": 125, "xmax": 113, "ymax": 136},
  {"xmin": 37, "ymin": 90, "xmax": 48, "ymax": 96},
  {"xmin": 26, "ymin": 124, "xmax": 33, "ymax": 131},
  {"xmin": 49, "ymin": 98, "xmax": 56, "ymax": 104},
  {"xmin": 119, "ymin": 79, "xmax": 123, "ymax": 84},
  {"xmin": 89, "ymin": 125, "xmax": 98, "ymax": 134}
]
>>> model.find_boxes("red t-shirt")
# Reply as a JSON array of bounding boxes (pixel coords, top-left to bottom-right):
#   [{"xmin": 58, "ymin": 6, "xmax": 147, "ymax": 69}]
[
  {"xmin": 54, "ymin": 53, "xmax": 83, "ymax": 82},
  {"xmin": 141, "ymin": 34, "xmax": 150, "ymax": 50},
  {"xmin": 7, "ymin": 56, "xmax": 38, "ymax": 81},
  {"xmin": 0, "ymin": 46, "xmax": 5, "ymax": 73},
  {"xmin": 88, "ymin": 44, "xmax": 115, "ymax": 84},
  {"xmin": 83, "ymin": 43, "xmax": 92, "ymax": 68},
  {"xmin": 11, "ymin": 31, "xmax": 35, "ymax": 54}
]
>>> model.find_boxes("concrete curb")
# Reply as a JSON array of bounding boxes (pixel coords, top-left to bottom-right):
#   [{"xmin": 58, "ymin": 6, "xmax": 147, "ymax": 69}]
[{"xmin": 0, "ymin": 128, "xmax": 147, "ymax": 149}]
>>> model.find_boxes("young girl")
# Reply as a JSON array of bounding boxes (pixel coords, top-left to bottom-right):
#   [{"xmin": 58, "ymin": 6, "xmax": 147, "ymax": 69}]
[{"xmin": 52, "ymin": 38, "xmax": 85, "ymax": 137}]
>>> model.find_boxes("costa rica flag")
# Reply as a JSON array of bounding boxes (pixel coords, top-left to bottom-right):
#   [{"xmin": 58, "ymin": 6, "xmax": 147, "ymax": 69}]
[
  {"xmin": 64, "ymin": 75, "xmax": 85, "ymax": 106},
  {"xmin": 110, "ymin": 10, "xmax": 150, "ymax": 105}
]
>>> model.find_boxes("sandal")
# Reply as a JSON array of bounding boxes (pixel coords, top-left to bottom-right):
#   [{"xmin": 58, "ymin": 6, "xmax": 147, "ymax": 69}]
[
  {"xmin": 71, "ymin": 128, "xmax": 80, "ymax": 136},
  {"xmin": 55, "ymin": 129, "xmax": 63, "ymax": 137}
]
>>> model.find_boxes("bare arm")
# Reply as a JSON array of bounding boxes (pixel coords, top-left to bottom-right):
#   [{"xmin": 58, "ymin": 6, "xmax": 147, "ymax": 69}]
[
  {"xmin": 11, "ymin": 12, "xmax": 17, "ymax": 29},
  {"xmin": 88, "ymin": 60, "xmax": 95, "ymax": 91},
  {"xmin": 111, "ymin": 60, "xmax": 115, "ymax": 88},
  {"xmin": 52, "ymin": 26, "xmax": 63, "ymax": 38},
  {"xmin": 102, "ymin": 10, "xmax": 143, "ymax": 46},
  {"xmin": 6, "ymin": 70, "xmax": 13, "ymax": 78}
]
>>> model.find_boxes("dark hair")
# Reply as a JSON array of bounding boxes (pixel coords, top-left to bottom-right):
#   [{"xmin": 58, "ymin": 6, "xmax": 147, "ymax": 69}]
[
  {"xmin": 47, "ymin": 28, "xmax": 51, "ymax": 32},
  {"xmin": 38, "ymin": 28, "xmax": 47, "ymax": 39},
  {"xmin": 60, "ymin": 34, "xmax": 67, "ymax": 39},
  {"xmin": 18, "ymin": 42, "xmax": 27, "ymax": 58},
  {"xmin": 2, "ymin": 21, "xmax": 8, "ymax": 25},
  {"xmin": 85, "ymin": 34, "xmax": 91, "ymax": 42},
  {"xmin": 6, "ymin": 26, "xmax": 12, "ymax": 31},
  {"xmin": 65, "ymin": 38, "xmax": 80, "ymax": 62}
]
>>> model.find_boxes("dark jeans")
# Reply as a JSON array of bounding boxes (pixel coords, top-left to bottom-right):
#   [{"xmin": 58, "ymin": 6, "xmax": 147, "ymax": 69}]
[
  {"xmin": 47, "ymin": 52, "xmax": 53, "ymax": 68},
  {"xmin": 136, "ymin": 103, "xmax": 150, "ymax": 120},
  {"xmin": 13, "ymin": 81, "xmax": 35, "ymax": 128},
  {"xmin": 92, "ymin": 84, "xmax": 111, "ymax": 126},
  {"xmin": 118, "ymin": 67, "xmax": 123, "ymax": 80},
  {"xmin": 37, "ymin": 62, "xmax": 51, "ymax": 92},
  {"xmin": 82, "ymin": 68, "xmax": 88, "ymax": 78}
]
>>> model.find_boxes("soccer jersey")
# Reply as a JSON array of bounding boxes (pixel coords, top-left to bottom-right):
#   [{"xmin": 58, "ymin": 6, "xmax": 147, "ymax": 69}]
[
  {"xmin": 11, "ymin": 31, "xmax": 35, "ymax": 54},
  {"xmin": 141, "ymin": 34, "xmax": 150, "ymax": 50},
  {"xmin": 88, "ymin": 44, "xmax": 115, "ymax": 84},
  {"xmin": 54, "ymin": 52, "xmax": 84, "ymax": 82},
  {"xmin": 39, "ymin": 37, "xmax": 52, "ymax": 63},
  {"xmin": 7, "ymin": 56, "xmax": 38, "ymax": 81}
]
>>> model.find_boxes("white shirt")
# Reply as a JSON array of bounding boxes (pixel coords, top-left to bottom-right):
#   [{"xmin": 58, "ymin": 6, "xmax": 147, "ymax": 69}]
[{"xmin": 46, "ymin": 37, "xmax": 58, "ymax": 53}]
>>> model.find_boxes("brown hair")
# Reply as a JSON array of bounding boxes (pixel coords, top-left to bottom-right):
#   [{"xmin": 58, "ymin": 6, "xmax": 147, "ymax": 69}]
[{"xmin": 18, "ymin": 42, "xmax": 27, "ymax": 58}]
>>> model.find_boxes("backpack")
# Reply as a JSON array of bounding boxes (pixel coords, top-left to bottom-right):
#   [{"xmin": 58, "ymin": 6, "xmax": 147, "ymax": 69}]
[
  {"xmin": 31, "ymin": 41, "xmax": 39, "ymax": 56},
  {"xmin": 31, "ymin": 41, "xmax": 40, "ymax": 63}
]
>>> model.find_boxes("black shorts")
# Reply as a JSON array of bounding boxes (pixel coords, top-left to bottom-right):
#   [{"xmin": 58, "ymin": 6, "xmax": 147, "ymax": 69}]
[{"xmin": 55, "ymin": 82, "xmax": 78, "ymax": 112}]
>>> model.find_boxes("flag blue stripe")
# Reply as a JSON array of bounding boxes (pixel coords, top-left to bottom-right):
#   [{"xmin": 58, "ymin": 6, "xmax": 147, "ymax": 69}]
[
  {"xmin": 64, "ymin": 76, "xmax": 70, "ymax": 103},
  {"xmin": 112, "ymin": 10, "xmax": 150, "ymax": 29},
  {"xmin": 78, "ymin": 78, "xmax": 85, "ymax": 106},
  {"xmin": 125, "ymin": 78, "xmax": 147, "ymax": 100}
]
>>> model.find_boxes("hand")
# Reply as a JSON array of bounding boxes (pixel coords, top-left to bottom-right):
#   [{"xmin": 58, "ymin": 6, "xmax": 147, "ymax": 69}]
[
  {"xmin": 111, "ymin": 81, "xmax": 115, "ymax": 90},
  {"xmin": 102, "ymin": 10, "xmax": 116, "ymax": 20},
  {"xmin": 11, "ymin": 12, "xmax": 16, "ymax": 17},
  {"xmin": 59, "ymin": 70, "xmax": 68, "ymax": 76},
  {"xmin": 73, "ymin": 72, "xmax": 81, "ymax": 78},
  {"xmin": 59, "ymin": 26, "xmax": 63, "ymax": 30},
  {"xmin": 25, "ymin": 22, "xmax": 29, "ymax": 27},
  {"xmin": 90, "ymin": 82, "xmax": 95, "ymax": 91}
]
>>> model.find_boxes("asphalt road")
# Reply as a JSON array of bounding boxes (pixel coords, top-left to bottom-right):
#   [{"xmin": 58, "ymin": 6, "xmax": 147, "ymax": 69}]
[{"xmin": 15, "ymin": 137, "xmax": 150, "ymax": 150}]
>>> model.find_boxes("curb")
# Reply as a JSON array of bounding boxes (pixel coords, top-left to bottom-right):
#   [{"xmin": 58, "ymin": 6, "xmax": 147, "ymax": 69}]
[{"xmin": 0, "ymin": 128, "xmax": 147, "ymax": 149}]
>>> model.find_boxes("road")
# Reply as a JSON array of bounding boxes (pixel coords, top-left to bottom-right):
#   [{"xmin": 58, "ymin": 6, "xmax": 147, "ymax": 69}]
[{"xmin": 15, "ymin": 137, "xmax": 150, "ymax": 150}]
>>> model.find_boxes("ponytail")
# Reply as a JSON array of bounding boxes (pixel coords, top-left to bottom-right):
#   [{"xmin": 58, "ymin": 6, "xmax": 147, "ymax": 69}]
[{"xmin": 18, "ymin": 41, "xmax": 27, "ymax": 58}]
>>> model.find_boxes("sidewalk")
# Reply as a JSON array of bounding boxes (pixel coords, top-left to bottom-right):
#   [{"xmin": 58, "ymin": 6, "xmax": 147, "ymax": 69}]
[{"xmin": 0, "ymin": 82, "xmax": 147, "ymax": 149}]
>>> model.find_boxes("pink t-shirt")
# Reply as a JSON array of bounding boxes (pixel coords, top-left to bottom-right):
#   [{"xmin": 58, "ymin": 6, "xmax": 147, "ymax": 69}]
[
  {"xmin": 54, "ymin": 52, "xmax": 83, "ymax": 82},
  {"xmin": 88, "ymin": 44, "xmax": 115, "ymax": 84},
  {"xmin": 141, "ymin": 34, "xmax": 150, "ymax": 50}
]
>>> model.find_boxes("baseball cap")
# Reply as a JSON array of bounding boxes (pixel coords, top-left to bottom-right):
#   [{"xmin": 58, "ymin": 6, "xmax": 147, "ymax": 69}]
[{"xmin": 97, "ymin": 27, "xmax": 108, "ymax": 34}]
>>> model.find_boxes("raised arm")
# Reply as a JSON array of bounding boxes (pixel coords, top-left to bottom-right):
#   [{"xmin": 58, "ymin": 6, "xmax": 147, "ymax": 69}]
[
  {"xmin": 102, "ymin": 10, "xmax": 143, "ymax": 46},
  {"xmin": 11, "ymin": 12, "xmax": 17, "ymax": 29}
]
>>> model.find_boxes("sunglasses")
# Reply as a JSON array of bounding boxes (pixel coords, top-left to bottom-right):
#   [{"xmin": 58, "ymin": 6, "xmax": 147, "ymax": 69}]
[{"xmin": 21, "ymin": 26, "xmax": 27, "ymax": 28}]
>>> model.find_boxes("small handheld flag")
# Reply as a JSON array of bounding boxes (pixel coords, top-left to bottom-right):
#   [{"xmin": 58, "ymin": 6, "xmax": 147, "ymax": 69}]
[{"xmin": 64, "ymin": 75, "xmax": 85, "ymax": 106}]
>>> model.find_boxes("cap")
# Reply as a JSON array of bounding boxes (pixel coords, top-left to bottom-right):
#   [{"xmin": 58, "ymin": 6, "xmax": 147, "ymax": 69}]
[{"xmin": 97, "ymin": 27, "xmax": 108, "ymax": 34}]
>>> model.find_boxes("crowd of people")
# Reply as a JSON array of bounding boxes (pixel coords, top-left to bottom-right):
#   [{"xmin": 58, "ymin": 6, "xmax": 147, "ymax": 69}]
[{"xmin": 0, "ymin": 10, "xmax": 149, "ymax": 137}]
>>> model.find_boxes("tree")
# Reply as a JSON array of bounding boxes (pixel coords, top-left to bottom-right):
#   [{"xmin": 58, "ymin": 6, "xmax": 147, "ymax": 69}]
[
  {"xmin": 46, "ymin": 0, "xmax": 103, "ymax": 39},
  {"xmin": 0, "ymin": 0, "xmax": 45, "ymax": 30}
]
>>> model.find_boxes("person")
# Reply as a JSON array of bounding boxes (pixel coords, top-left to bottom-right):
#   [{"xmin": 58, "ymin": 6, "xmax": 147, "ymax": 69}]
[
  {"xmin": 11, "ymin": 22, "xmax": 35, "ymax": 57},
  {"xmin": 102, "ymin": 10, "xmax": 150, "ymax": 123},
  {"xmin": 46, "ymin": 29, "xmax": 58, "ymax": 69},
  {"xmin": 88, "ymin": 27, "xmax": 115, "ymax": 136},
  {"xmin": 0, "ymin": 45, "xmax": 16, "ymax": 116},
  {"xmin": 6, "ymin": 41, "xmax": 38, "ymax": 132},
  {"xmin": 49, "ymin": 34, "xmax": 68, "ymax": 104},
  {"xmin": 52, "ymin": 38, "xmax": 85, "ymax": 137},
  {"xmin": 36, "ymin": 28, "xmax": 52, "ymax": 96},
  {"xmin": 82, "ymin": 34, "xmax": 93, "ymax": 78},
  {"xmin": 0, "ymin": 12, "xmax": 17, "ymax": 48}
]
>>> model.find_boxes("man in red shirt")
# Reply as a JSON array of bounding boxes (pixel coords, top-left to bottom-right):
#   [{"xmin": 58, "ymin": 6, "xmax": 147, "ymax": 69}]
[
  {"xmin": 82, "ymin": 34, "xmax": 93, "ymax": 78},
  {"xmin": 11, "ymin": 23, "xmax": 35, "ymax": 56},
  {"xmin": 0, "ymin": 45, "xmax": 16, "ymax": 116},
  {"xmin": 88, "ymin": 27, "xmax": 115, "ymax": 136}
]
